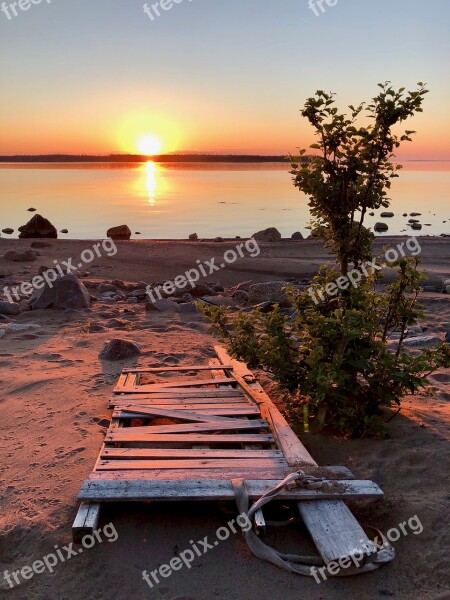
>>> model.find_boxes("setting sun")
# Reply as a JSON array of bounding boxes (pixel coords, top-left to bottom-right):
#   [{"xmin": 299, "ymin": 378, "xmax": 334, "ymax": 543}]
[{"xmin": 138, "ymin": 135, "xmax": 163, "ymax": 156}]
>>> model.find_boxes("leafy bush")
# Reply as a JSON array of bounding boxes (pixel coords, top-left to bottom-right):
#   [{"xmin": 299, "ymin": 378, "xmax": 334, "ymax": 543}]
[{"xmin": 203, "ymin": 83, "xmax": 450, "ymax": 437}]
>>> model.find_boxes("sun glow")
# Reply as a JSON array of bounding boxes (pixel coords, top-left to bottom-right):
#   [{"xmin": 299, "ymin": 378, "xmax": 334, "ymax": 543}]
[
  {"xmin": 144, "ymin": 161, "xmax": 157, "ymax": 205},
  {"xmin": 138, "ymin": 135, "xmax": 163, "ymax": 156}
]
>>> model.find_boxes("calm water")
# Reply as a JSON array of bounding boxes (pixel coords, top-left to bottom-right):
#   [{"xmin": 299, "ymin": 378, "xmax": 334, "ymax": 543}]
[{"xmin": 0, "ymin": 162, "xmax": 449, "ymax": 239}]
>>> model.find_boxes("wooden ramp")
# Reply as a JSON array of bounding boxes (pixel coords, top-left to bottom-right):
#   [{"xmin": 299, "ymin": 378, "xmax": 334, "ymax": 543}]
[{"xmin": 73, "ymin": 347, "xmax": 387, "ymax": 573}]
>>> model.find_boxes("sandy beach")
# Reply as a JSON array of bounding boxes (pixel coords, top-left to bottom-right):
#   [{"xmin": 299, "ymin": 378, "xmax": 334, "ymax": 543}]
[{"xmin": 0, "ymin": 237, "xmax": 449, "ymax": 600}]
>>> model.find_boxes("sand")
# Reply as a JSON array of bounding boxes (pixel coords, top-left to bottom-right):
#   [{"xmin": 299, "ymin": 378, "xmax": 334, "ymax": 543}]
[{"xmin": 0, "ymin": 237, "xmax": 449, "ymax": 600}]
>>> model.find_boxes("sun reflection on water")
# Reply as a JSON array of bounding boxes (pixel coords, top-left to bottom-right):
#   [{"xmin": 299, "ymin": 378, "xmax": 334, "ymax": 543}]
[{"xmin": 144, "ymin": 161, "xmax": 157, "ymax": 205}]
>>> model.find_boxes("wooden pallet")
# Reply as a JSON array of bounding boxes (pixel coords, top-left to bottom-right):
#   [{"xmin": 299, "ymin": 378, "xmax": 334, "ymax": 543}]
[{"xmin": 73, "ymin": 347, "xmax": 385, "ymax": 571}]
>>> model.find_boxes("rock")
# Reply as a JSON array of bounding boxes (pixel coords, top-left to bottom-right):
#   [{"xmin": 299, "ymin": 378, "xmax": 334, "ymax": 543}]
[
  {"xmin": 252, "ymin": 227, "xmax": 281, "ymax": 242},
  {"xmin": 178, "ymin": 302, "xmax": 199, "ymax": 314},
  {"xmin": 182, "ymin": 293, "xmax": 193, "ymax": 303},
  {"xmin": 291, "ymin": 232, "xmax": 304, "ymax": 240},
  {"xmin": 410, "ymin": 212, "xmax": 422, "ymax": 217},
  {"xmin": 411, "ymin": 223, "xmax": 422, "ymax": 230},
  {"xmin": 248, "ymin": 282, "xmax": 289, "ymax": 305},
  {"xmin": 374, "ymin": 222, "xmax": 389, "ymax": 232},
  {"xmin": 39, "ymin": 266, "xmax": 53, "ymax": 275},
  {"xmin": 212, "ymin": 284, "xmax": 225, "ymax": 293},
  {"xmin": 97, "ymin": 283, "xmax": 117, "ymax": 294},
  {"xmin": 29, "ymin": 274, "xmax": 91, "ymax": 310},
  {"xmin": 235, "ymin": 281, "xmax": 254, "ymax": 292},
  {"xmin": 27, "ymin": 207, "xmax": 37, "ymax": 212},
  {"xmin": 190, "ymin": 284, "xmax": 213, "ymax": 297},
  {"xmin": 2, "ymin": 228, "xmax": 14, "ymax": 235},
  {"xmin": 0, "ymin": 301, "xmax": 21, "ymax": 316},
  {"xmin": 214, "ymin": 237, "xmax": 224, "ymax": 242},
  {"xmin": 87, "ymin": 323, "xmax": 106, "ymax": 333},
  {"xmin": 4, "ymin": 250, "xmax": 38, "ymax": 262},
  {"xmin": 107, "ymin": 225, "xmax": 131, "ymax": 240},
  {"xmin": 445, "ymin": 286, "xmax": 450, "ymax": 295},
  {"xmin": 135, "ymin": 232, "xmax": 141, "ymax": 235},
  {"xmin": 444, "ymin": 331, "xmax": 450, "ymax": 343},
  {"xmin": 60, "ymin": 229, "xmax": 69, "ymax": 234},
  {"xmin": 380, "ymin": 212, "xmax": 394, "ymax": 218},
  {"xmin": 99, "ymin": 338, "xmax": 141, "ymax": 361},
  {"xmin": 403, "ymin": 213, "xmax": 408, "ymax": 217},
  {"xmin": 369, "ymin": 212, "xmax": 375, "ymax": 216},
  {"xmin": 0, "ymin": 269, "xmax": 12, "ymax": 279},
  {"xmin": 232, "ymin": 290, "xmax": 249, "ymax": 304},
  {"xmin": 189, "ymin": 233, "xmax": 198, "ymax": 241},
  {"xmin": 0, "ymin": 314, "xmax": 11, "ymax": 322},
  {"xmin": 31, "ymin": 241, "xmax": 53, "ymax": 249},
  {"xmin": 145, "ymin": 299, "xmax": 179, "ymax": 312},
  {"xmin": 112, "ymin": 280, "xmax": 125, "ymax": 289},
  {"xmin": 200, "ymin": 296, "xmax": 237, "ymax": 307},
  {"xmin": 18, "ymin": 214, "xmax": 57, "ymax": 239},
  {"xmin": 402, "ymin": 335, "xmax": 442, "ymax": 348}
]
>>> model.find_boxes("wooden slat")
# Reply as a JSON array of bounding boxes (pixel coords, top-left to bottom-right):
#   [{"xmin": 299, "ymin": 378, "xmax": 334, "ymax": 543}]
[
  {"xmin": 89, "ymin": 468, "xmax": 291, "ymax": 480},
  {"xmin": 114, "ymin": 378, "xmax": 237, "ymax": 393},
  {"xmin": 101, "ymin": 448, "xmax": 284, "ymax": 460},
  {"xmin": 114, "ymin": 405, "xmax": 260, "ymax": 416},
  {"xmin": 78, "ymin": 479, "xmax": 383, "ymax": 502},
  {"xmin": 122, "ymin": 365, "xmax": 234, "ymax": 373},
  {"xmin": 111, "ymin": 405, "xmax": 245, "ymax": 422},
  {"xmin": 103, "ymin": 433, "xmax": 275, "ymax": 444},
  {"xmin": 105, "ymin": 420, "xmax": 268, "ymax": 436},
  {"xmin": 96, "ymin": 458, "xmax": 288, "ymax": 470}
]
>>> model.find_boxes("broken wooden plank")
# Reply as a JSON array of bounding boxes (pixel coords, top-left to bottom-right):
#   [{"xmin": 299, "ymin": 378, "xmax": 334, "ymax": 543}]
[
  {"xmin": 114, "ymin": 378, "xmax": 237, "ymax": 393},
  {"xmin": 72, "ymin": 502, "xmax": 101, "ymax": 544},
  {"xmin": 78, "ymin": 479, "xmax": 383, "ymax": 502},
  {"xmin": 111, "ymin": 405, "xmax": 250, "ymax": 423}
]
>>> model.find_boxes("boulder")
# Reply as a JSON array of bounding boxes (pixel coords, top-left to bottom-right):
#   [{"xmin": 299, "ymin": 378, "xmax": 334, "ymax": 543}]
[
  {"xmin": 189, "ymin": 233, "xmax": 198, "ymax": 241},
  {"xmin": 291, "ymin": 232, "xmax": 304, "ymax": 240},
  {"xmin": 374, "ymin": 222, "xmax": 389, "ymax": 232},
  {"xmin": 380, "ymin": 212, "xmax": 394, "ymax": 218},
  {"xmin": 2, "ymin": 228, "xmax": 14, "ymax": 235},
  {"xmin": 145, "ymin": 299, "xmax": 179, "ymax": 312},
  {"xmin": 107, "ymin": 225, "xmax": 131, "ymax": 240},
  {"xmin": 0, "ymin": 300, "xmax": 21, "ymax": 316},
  {"xmin": 29, "ymin": 274, "xmax": 91, "ymax": 310},
  {"xmin": 178, "ymin": 302, "xmax": 199, "ymax": 314},
  {"xmin": 232, "ymin": 290, "xmax": 249, "ymax": 304},
  {"xmin": 248, "ymin": 281, "xmax": 289, "ymax": 305},
  {"xmin": 211, "ymin": 284, "xmax": 225, "ymax": 293},
  {"xmin": 18, "ymin": 214, "xmax": 57, "ymax": 239},
  {"xmin": 252, "ymin": 227, "xmax": 281, "ymax": 242},
  {"xmin": 99, "ymin": 338, "xmax": 141, "ymax": 361},
  {"xmin": 4, "ymin": 250, "xmax": 37, "ymax": 262},
  {"xmin": 190, "ymin": 284, "xmax": 213, "ymax": 298}
]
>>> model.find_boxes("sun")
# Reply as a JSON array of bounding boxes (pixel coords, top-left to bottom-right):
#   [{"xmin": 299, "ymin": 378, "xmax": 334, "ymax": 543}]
[{"xmin": 138, "ymin": 135, "xmax": 163, "ymax": 156}]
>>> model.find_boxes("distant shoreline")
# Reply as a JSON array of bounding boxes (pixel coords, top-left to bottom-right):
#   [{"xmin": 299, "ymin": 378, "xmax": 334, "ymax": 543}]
[
  {"xmin": 0, "ymin": 154, "xmax": 289, "ymax": 164},
  {"xmin": 0, "ymin": 154, "xmax": 448, "ymax": 164}
]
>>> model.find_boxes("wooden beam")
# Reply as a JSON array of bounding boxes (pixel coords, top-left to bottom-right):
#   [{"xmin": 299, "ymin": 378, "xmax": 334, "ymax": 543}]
[
  {"xmin": 114, "ymin": 378, "xmax": 237, "ymax": 393},
  {"xmin": 78, "ymin": 479, "xmax": 383, "ymax": 502},
  {"xmin": 72, "ymin": 502, "xmax": 101, "ymax": 543},
  {"xmin": 101, "ymin": 448, "xmax": 284, "ymax": 460},
  {"xmin": 104, "ymin": 432, "xmax": 275, "ymax": 444},
  {"xmin": 96, "ymin": 458, "xmax": 288, "ymax": 470},
  {"xmin": 122, "ymin": 365, "xmax": 234, "ymax": 373},
  {"xmin": 111, "ymin": 406, "xmax": 251, "ymax": 422},
  {"xmin": 105, "ymin": 420, "xmax": 269, "ymax": 436}
]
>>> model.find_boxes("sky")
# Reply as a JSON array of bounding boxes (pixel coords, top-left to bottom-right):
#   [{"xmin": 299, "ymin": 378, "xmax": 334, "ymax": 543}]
[{"xmin": 0, "ymin": 0, "xmax": 449, "ymax": 158}]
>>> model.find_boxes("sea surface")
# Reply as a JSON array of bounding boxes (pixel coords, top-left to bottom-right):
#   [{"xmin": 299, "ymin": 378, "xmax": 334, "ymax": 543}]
[{"xmin": 0, "ymin": 161, "xmax": 449, "ymax": 239}]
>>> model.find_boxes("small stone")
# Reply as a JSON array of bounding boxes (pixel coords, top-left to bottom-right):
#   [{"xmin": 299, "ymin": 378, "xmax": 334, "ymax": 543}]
[
  {"xmin": 232, "ymin": 290, "xmax": 249, "ymax": 304},
  {"xmin": 2, "ymin": 228, "xmax": 14, "ymax": 235},
  {"xmin": 135, "ymin": 232, "xmax": 142, "ymax": 235},
  {"xmin": 145, "ymin": 299, "xmax": 179, "ymax": 312},
  {"xmin": 444, "ymin": 331, "xmax": 450, "ymax": 343},
  {"xmin": 60, "ymin": 229, "xmax": 69, "ymax": 234},
  {"xmin": 178, "ymin": 302, "xmax": 199, "ymax": 314},
  {"xmin": 99, "ymin": 338, "xmax": 141, "ymax": 361},
  {"xmin": 97, "ymin": 283, "xmax": 117, "ymax": 294},
  {"xmin": 411, "ymin": 223, "xmax": 422, "ymax": 231},
  {"xmin": 214, "ymin": 237, "xmax": 224, "ymax": 242},
  {"xmin": 410, "ymin": 212, "xmax": 422, "ymax": 217},
  {"xmin": 374, "ymin": 222, "xmax": 389, "ymax": 232},
  {"xmin": 0, "ymin": 301, "xmax": 21, "ymax": 316},
  {"xmin": 212, "ymin": 284, "xmax": 225, "ymax": 293},
  {"xmin": 182, "ymin": 293, "xmax": 193, "ymax": 303},
  {"xmin": 189, "ymin": 233, "xmax": 198, "ymax": 241},
  {"xmin": 248, "ymin": 282, "xmax": 289, "ymax": 305},
  {"xmin": 380, "ymin": 212, "xmax": 394, "ymax": 218},
  {"xmin": 4, "ymin": 250, "xmax": 38, "ymax": 262}
]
